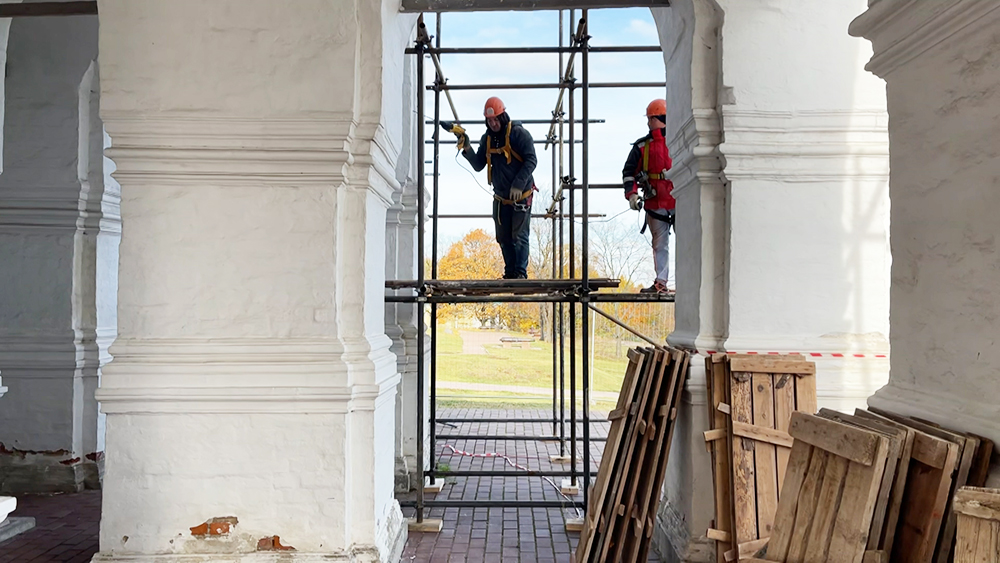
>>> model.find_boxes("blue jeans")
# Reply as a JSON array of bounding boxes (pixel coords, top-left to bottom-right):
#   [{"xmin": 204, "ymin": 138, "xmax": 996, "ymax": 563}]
[{"xmin": 493, "ymin": 199, "xmax": 531, "ymax": 278}]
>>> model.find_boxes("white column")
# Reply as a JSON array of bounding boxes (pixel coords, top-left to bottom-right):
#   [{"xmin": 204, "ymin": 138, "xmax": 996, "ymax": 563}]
[
  {"xmin": 385, "ymin": 53, "xmax": 424, "ymax": 493},
  {"xmin": 653, "ymin": 1, "xmax": 892, "ymax": 561},
  {"xmin": 850, "ymin": 1, "xmax": 1000, "ymax": 460},
  {"xmin": 94, "ymin": 1, "xmax": 415, "ymax": 561},
  {"xmin": 0, "ymin": 13, "xmax": 111, "ymax": 494}
]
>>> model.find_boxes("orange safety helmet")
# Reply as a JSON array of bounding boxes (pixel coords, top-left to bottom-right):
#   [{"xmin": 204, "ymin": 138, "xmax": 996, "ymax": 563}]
[
  {"xmin": 646, "ymin": 98, "xmax": 667, "ymax": 117},
  {"xmin": 484, "ymin": 96, "xmax": 506, "ymax": 118}
]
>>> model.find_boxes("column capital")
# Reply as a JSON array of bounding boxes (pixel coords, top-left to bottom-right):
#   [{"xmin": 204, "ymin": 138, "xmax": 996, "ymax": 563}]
[{"xmin": 850, "ymin": 0, "xmax": 1000, "ymax": 78}]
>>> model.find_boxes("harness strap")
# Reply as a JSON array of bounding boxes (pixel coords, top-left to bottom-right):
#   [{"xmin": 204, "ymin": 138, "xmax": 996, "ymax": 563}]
[{"xmin": 486, "ymin": 122, "xmax": 523, "ymax": 185}]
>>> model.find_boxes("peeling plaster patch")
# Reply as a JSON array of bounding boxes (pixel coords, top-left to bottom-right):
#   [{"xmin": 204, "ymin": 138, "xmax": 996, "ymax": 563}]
[
  {"xmin": 190, "ymin": 516, "xmax": 238, "ymax": 537},
  {"xmin": 257, "ymin": 535, "xmax": 295, "ymax": 551}
]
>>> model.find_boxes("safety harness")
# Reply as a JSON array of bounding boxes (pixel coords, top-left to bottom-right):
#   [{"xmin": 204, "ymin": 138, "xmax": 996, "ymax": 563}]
[
  {"xmin": 637, "ymin": 137, "xmax": 673, "ymax": 234},
  {"xmin": 488, "ymin": 121, "xmax": 532, "ymax": 206}
]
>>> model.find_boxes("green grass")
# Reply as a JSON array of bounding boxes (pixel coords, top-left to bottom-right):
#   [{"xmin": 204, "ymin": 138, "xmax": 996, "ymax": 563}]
[{"xmin": 435, "ymin": 330, "xmax": 638, "ymax": 395}]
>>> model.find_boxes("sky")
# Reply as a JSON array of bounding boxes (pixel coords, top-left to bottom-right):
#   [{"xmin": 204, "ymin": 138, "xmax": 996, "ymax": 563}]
[{"xmin": 421, "ymin": 8, "xmax": 674, "ymax": 287}]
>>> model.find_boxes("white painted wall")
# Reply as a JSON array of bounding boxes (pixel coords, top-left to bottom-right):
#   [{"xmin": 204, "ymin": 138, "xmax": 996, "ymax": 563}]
[
  {"xmin": 851, "ymin": 1, "xmax": 1000, "ymax": 460},
  {"xmin": 94, "ymin": 0, "xmax": 415, "ymax": 560},
  {"xmin": 0, "ymin": 12, "xmax": 109, "ymax": 493},
  {"xmin": 653, "ymin": 1, "xmax": 891, "ymax": 561}
]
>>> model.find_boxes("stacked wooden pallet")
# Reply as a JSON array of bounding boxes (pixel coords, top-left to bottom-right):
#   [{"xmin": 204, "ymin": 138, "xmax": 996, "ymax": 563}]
[
  {"xmin": 743, "ymin": 408, "xmax": 993, "ymax": 563},
  {"xmin": 574, "ymin": 346, "xmax": 690, "ymax": 563},
  {"xmin": 954, "ymin": 486, "xmax": 1000, "ymax": 562},
  {"xmin": 704, "ymin": 354, "xmax": 818, "ymax": 563}
]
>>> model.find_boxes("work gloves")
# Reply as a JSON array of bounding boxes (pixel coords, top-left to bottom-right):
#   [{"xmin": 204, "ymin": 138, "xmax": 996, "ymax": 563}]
[
  {"xmin": 628, "ymin": 193, "xmax": 643, "ymax": 211},
  {"xmin": 509, "ymin": 188, "xmax": 524, "ymax": 203},
  {"xmin": 457, "ymin": 132, "xmax": 471, "ymax": 152}
]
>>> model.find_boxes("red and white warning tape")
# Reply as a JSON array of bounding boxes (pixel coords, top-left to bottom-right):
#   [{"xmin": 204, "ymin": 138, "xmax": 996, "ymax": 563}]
[
  {"xmin": 701, "ymin": 350, "xmax": 887, "ymax": 358},
  {"xmin": 440, "ymin": 444, "xmax": 583, "ymax": 517}
]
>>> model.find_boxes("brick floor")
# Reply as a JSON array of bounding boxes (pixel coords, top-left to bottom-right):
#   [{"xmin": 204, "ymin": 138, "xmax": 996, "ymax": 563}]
[
  {"xmin": 0, "ymin": 490, "xmax": 101, "ymax": 563},
  {"xmin": 400, "ymin": 408, "xmax": 659, "ymax": 563}
]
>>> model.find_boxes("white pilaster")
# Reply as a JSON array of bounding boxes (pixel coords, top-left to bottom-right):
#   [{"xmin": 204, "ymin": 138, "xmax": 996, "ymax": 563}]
[
  {"xmin": 653, "ymin": 1, "xmax": 892, "ymax": 561},
  {"xmin": 850, "ymin": 1, "xmax": 1000, "ymax": 456},
  {"xmin": 0, "ymin": 13, "xmax": 109, "ymax": 494},
  {"xmin": 93, "ymin": 1, "xmax": 415, "ymax": 561}
]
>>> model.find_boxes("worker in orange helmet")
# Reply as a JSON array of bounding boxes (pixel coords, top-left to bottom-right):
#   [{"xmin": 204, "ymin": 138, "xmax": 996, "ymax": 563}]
[
  {"xmin": 453, "ymin": 96, "xmax": 537, "ymax": 279},
  {"xmin": 623, "ymin": 98, "xmax": 675, "ymax": 295}
]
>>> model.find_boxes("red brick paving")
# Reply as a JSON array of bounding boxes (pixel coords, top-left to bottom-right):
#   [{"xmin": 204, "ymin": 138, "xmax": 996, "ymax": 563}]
[
  {"xmin": 0, "ymin": 490, "xmax": 100, "ymax": 563},
  {"xmin": 400, "ymin": 408, "xmax": 659, "ymax": 563}
]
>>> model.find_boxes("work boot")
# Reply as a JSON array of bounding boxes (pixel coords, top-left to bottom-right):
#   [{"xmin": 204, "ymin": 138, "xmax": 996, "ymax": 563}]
[{"xmin": 640, "ymin": 280, "xmax": 671, "ymax": 294}]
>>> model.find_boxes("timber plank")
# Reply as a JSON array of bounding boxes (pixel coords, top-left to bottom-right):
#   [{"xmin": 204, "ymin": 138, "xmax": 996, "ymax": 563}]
[
  {"xmin": 868, "ymin": 408, "xmax": 978, "ymax": 563},
  {"xmin": 728, "ymin": 355, "xmax": 817, "ymax": 375},
  {"xmin": 787, "ymin": 447, "xmax": 828, "ymax": 562},
  {"xmin": 848, "ymin": 409, "xmax": 914, "ymax": 554},
  {"xmin": 766, "ymin": 439, "xmax": 813, "ymax": 561},
  {"xmin": 817, "ymin": 409, "xmax": 903, "ymax": 553},
  {"xmin": 596, "ymin": 347, "xmax": 661, "ymax": 562},
  {"xmin": 773, "ymin": 374, "xmax": 796, "ymax": 494},
  {"xmin": 857, "ymin": 411, "xmax": 958, "ymax": 563},
  {"xmin": 614, "ymin": 348, "xmax": 672, "ymax": 561},
  {"xmin": 966, "ymin": 436, "xmax": 994, "ymax": 488},
  {"xmin": 732, "ymin": 421, "xmax": 794, "ymax": 449},
  {"xmin": 788, "ymin": 411, "xmax": 879, "ymax": 466},
  {"xmin": 730, "ymin": 369, "xmax": 758, "ymax": 548},
  {"xmin": 576, "ymin": 347, "xmax": 647, "ymax": 562},
  {"xmin": 752, "ymin": 373, "xmax": 780, "ymax": 539},
  {"xmin": 709, "ymin": 356, "xmax": 734, "ymax": 563},
  {"xmin": 803, "ymin": 453, "xmax": 850, "ymax": 561},
  {"xmin": 793, "ymin": 371, "xmax": 817, "ymax": 416},
  {"xmin": 828, "ymin": 435, "xmax": 889, "ymax": 563},
  {"xmin": 634, "ymin": 351, "xmax": 689, "ymax": 563}
]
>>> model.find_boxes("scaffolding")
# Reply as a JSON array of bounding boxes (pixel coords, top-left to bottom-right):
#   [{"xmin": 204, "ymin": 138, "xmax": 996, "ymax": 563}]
[{"xmin": 390, "ymin": 8, "xmax": 672, "ymax": 523}]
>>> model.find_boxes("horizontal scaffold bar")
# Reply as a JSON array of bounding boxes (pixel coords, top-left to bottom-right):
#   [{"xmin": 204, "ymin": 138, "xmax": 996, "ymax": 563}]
[
  {"xmin": 427, "ymin": 81, "xmax": 666, "ymax": 90},
  {"xmin": 405, "ymin": 45, "xmax": 662, "ymax": 54},
  {"xmin": 427, "ymin": 470, "xmax": 584, "ymax": 478},
  {"xmin": 436, "ymin": 434, "xmax": 607, "ymax": 441},
  {"xmin": 386, "ymin": 278, "xmax": 619, "ymax": 290}
]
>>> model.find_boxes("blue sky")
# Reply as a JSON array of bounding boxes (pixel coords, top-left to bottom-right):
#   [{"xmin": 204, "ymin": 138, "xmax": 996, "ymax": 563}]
[{"xmin": 422, "ymin": 8, "xmax": 673, "ymax": 286}]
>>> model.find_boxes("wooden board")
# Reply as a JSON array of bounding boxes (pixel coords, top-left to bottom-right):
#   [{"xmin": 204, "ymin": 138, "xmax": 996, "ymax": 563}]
[
  {"xmin": 773, "ymin": 374, "xmax": 796, "ymax": 494},
  {"xmin": 708, "ymin": 355, "xmax": 734, "ymax": 563},
  {"xmin": 730, "ymin": 368, "xmax": 758, "ymax": 549},
  {"xmin": 868, "ymin": 408, "xmax": 978, "ymax": 563},
  {"xmin": 635, "ymin": 350, "xmax": 690, "ymax": 563},
  {"xmin": 848, "ymin": 409, "xmax": 914, "ymax": 555},
  {"xmin": 855, "ymin": 409, "xmax": 960, "ymax": 563},
  {"xmin": 752, "ymin": 373, "xmax": 780, "ymax": 538},
  {"xmin": 575, "ymin": 348, "xmax": 646, "ymax": 562},
  {"xmin": 705, "ymin": 354, "xmax": 816, "ymax": 563},
  {"xmin": 576, "ymin": 345, "xmax": 690, "ymax": 563},
  {"xmin": 766, "ymin": 413, "xmax": 889, "ymax": 563},
  {"xmin": 953, "ymin": 487, "xmax": 1000, "ymax": 563},
  {"xmin": 817, "ymin": 409, "xmax": 904, "ymax": 554}
]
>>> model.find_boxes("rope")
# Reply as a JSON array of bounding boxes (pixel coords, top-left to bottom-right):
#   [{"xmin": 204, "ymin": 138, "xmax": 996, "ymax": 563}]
[{"xmin": 439, "ymin": 444, "xmax": 584, "ymax": 518}]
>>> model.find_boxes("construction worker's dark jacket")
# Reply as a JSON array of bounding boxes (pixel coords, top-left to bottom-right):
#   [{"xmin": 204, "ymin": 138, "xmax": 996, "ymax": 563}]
[
  {"xmin": 622, "ymin": 127, "xmax": 675, "ymax": 212},
  {"xmin": 463, "ymin": 113, "xmax": 537, "ymax": 202}
]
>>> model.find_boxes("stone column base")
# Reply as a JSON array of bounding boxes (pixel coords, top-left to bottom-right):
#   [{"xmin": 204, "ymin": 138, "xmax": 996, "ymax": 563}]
[{"xmin": 0, "ymin": 458, "xmax": 101, "ymax": 494}]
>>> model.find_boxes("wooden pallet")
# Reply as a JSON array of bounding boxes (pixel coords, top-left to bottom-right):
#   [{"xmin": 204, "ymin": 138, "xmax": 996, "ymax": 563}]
[
  {"xmin": 765, "ymin": 412, "xmax": 890, "ymax": 563},
  {"xmin": 818, "ymin": 409, "xmax": 910, "ymax": 556},
  {"xmin": 704, "ymin": 354, "xmax": 817, "ymax": 562},
  {"xmin": 953, "ymin": 486, "xmax": 1000, "ymax": 563},
  {"xmin": 854, "ymin": 409, "xmax": 960, "ymax": 563},
  {"xmin": 574, "ymin": 346, "xmax": 690, "ymax": 563},
  {"xmin": 866, "ymin": 408, "xmax": 994, "ymax": 563}
]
